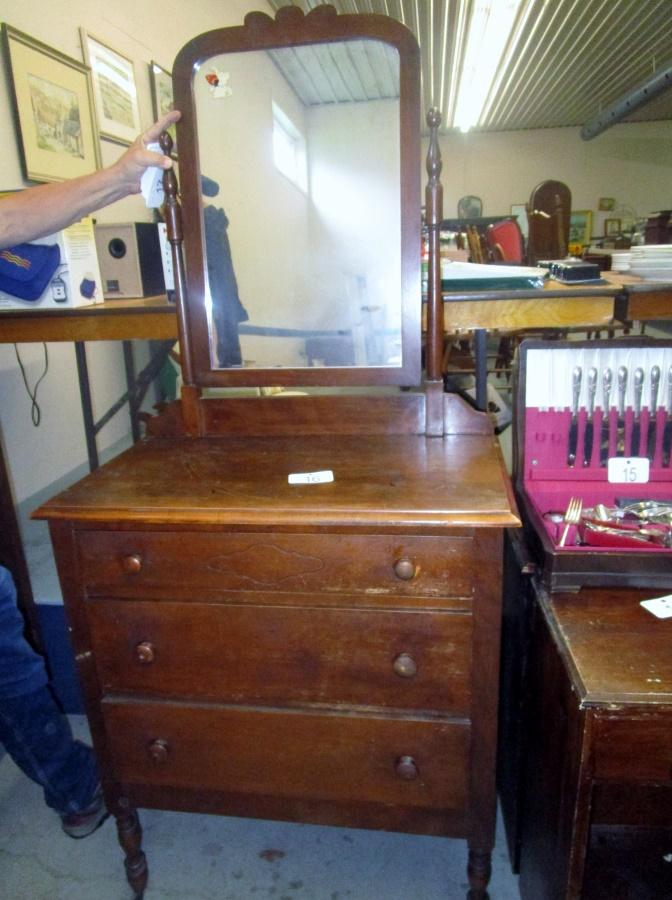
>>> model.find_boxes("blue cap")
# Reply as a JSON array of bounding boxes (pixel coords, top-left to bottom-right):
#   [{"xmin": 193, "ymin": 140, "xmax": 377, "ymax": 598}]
[{"xmin": 201, "ymin": 175, "xmax": 220, "ymax": 197}]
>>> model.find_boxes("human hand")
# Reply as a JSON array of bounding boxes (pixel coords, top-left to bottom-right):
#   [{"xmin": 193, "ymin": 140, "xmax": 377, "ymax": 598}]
[{"xmin": 111, "ymin": 110, "xmax": 181, "ymax": 196}]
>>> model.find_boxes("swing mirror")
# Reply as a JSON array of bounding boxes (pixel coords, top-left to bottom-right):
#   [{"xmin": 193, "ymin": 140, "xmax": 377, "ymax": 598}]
[{"xmin": 172, "ymin": 5, "xmax": 420, "ymax": 387}]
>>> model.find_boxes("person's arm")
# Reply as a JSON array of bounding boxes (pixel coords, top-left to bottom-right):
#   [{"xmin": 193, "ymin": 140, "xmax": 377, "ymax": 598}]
[{"xmin": 0, "ymin": 110, "xmax": 180, "ymax": 250}]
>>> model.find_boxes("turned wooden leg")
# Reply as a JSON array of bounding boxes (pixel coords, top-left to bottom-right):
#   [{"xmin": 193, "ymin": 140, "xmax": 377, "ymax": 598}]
[
  {"xmin": 115, "ymin": 808, "xmax": 148, "ymax": 898},
  {"xmin": 467, "ymin": 848, "xmax": 491, "ymax": 899}
]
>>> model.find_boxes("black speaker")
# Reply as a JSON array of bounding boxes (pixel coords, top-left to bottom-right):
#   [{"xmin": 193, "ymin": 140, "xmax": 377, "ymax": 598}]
[{"xmin": 94, "ymin": 223, "xmax": 166, "ymax": 298}]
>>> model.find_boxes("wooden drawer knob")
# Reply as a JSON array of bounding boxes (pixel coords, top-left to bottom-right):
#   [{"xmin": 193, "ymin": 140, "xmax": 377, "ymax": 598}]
[
  {"xmin": 393, "ymin": 652, "xmax": 418, "ymax": 678},
  {"xmin": 393, "ymin": 557, "xmax": 416, "ymax": 580},
  {"xmin": 134, "ymin": 641, "xmax": 155, "ymax": 664},
  {"xmin": 395, "ymin": 755, "xmax": 419, "ymax": 780},
  {"xmin": 147, "ymin": 739, "xmax": 169, "ymax": 764},
  {"xmin": 121, "ymin": 554, "xmax": 142, "ymax": 574}
]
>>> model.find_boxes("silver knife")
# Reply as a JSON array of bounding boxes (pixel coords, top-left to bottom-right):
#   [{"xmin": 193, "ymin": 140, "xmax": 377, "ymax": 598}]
[
  {"xmin": 600, "ymin": 367, "xmax": 612, "ymax": 466},
  {"xmin": 663, "ymin": 365, "xmax": 672, "ymax": 467},
  {"xmin": 616, "ymin": 365, "xmax": 627, "ymax": 455},
  {"xmin": 567, "ymin": 365, "xmax": 582, "ymax": 467},
  {"xmin": 583, "ymin": 367, "xmax": 597, "ymax": 466},
  {"xmin": 631, "ymin": 367, "xmax": 644, "ymax": 456},
  {"xmin": 646, "ymin": 365, "xmax": 661, "ymax": 461}
]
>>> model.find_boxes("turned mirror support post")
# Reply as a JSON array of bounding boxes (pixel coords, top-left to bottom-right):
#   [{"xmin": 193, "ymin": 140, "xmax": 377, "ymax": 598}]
[
  {"xmin": 160, "ymin": 131, "xmax": 194, "ymax": 386},
  {"xmin": 161, "ymin": 131, "xmax": 204, "ymax": 433},
  {"xmin": 424, "ymin": 108, "xmax": 445, "ymax": 436}
]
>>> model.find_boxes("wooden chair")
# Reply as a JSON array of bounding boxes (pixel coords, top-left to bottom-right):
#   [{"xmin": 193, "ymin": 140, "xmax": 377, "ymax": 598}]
[
  {"xmin": 466, "ymin": 224, "xmax": 485, "ymax": 262},
  {"xmin": 486, "ymin": 218, "xmax": 524, "ymax": 263}
]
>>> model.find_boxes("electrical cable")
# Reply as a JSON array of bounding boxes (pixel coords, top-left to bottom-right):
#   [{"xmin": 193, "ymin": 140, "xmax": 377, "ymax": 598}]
[{"xmin": 13, "ymin": 342, "xmax": 48, "ymax": 426}]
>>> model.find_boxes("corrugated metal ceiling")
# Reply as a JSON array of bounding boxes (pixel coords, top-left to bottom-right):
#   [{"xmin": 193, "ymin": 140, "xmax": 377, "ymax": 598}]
[
  {"xmin": 267, "ymin": 0, "xmax": 672, "ymax": 133},
  {"xmin": 268, "ymin": 40, "xmax": 400, "ymax": 104}
]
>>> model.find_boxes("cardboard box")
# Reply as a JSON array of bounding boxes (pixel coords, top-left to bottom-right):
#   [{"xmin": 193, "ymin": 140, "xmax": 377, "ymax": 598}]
[{"xmin": 0, "ymin": 217, "xmax": 103, "ymax": 311}]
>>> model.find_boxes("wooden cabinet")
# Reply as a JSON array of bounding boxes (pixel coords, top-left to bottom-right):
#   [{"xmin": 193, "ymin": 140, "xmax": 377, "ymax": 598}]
[
  {"xmin": 38, "ymin": 431, "xmax": 517, "ymax": 897},
  {"xmin": 508, "ymin": 583, "xmax": 672, "ymax": 900}
]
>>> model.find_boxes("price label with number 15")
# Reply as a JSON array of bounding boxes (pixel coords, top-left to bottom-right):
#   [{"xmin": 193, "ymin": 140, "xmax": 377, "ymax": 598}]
[{"xmin": 607, "ymin": 457, "xmax": 650, "ymax": 484}]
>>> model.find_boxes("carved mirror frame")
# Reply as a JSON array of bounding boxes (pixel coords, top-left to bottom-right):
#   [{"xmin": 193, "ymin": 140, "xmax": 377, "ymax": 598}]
[{"xmin": 167, "ymin": 4, "xmax": 421, "ymax": 389}]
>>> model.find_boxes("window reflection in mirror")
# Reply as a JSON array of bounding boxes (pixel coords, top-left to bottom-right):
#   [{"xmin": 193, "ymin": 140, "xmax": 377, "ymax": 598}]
[{"xmin": 194, "ymin": 41, "xmax": 401, "ymax": 371}]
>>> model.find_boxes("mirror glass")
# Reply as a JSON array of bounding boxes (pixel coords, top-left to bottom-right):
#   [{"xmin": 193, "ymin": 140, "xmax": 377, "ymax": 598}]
[{"xmin": 193, "ymin": 41, "xmax": 402, "ymax": 371}]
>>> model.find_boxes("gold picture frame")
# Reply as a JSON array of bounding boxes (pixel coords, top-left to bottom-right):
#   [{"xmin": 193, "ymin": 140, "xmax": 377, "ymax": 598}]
[
  {"xmin": 149, "ymin": 61, "xmax": 177, "ymax": 150},
  {"xmin": 81, "ymin": 30, "xmax": 141, "ymax": 145},
  {"xmin": 569, "ymin": 210, "xmax": 593, "ymax": 246},
  {"xmin": 2, "ymin": 25, "xmax": 101, "ymax": 183},
  {"xmin": 604, "ymin": 218, "xmax": 622, "ymax": 236}
]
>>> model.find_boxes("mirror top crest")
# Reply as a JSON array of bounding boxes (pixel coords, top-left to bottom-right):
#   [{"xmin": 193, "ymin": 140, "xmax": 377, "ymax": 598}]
[{"xmin": 168, "ymin": 4, "xmax": 421, "ymax": 389}]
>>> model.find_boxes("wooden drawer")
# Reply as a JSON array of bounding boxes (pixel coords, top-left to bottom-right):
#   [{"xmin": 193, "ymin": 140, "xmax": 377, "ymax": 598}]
[
  {"xmin": 102, "ymin": 698, "xmax": 469, "ymax": 812},
  {"xmin": 76, "ymin": 530, "xmax": 474, "ymax": 603},
  {"xmin": 87, "ymin": 599, "xmax": 472, "ymax": 713},
  {"xmin": 593, "ymin": 715, "xmax": 672, "ymax": 783}
]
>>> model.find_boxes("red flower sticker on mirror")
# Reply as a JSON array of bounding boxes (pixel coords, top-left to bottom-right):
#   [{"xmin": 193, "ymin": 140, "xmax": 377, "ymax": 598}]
[{"xmin": 205, "ymin": 69, "xmax": 232, "ymax": 98}]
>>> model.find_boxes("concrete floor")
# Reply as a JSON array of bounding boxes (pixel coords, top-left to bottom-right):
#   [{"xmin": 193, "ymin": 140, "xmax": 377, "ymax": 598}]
[{"xmin": 0, "ymin": 718, "xmax": 521, "ymax": 900}]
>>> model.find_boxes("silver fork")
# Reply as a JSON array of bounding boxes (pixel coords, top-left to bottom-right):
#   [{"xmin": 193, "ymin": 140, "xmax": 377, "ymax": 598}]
[{"xmin": 558, "ymin": 496, "xmax": 583, "ymax": 547}]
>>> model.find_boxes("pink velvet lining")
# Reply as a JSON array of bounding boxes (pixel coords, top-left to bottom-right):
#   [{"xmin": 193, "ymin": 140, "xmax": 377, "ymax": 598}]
[{"xmin": 522, "ymin": 407, "xmax": 672, "ymax": 551}]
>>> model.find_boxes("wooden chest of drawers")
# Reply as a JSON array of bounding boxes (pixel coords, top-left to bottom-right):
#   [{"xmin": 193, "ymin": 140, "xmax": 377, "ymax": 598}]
[
  {"xmin": 506, "ymin": 581, "xmax": 672, "ymax": 899},
  {"xmin": 37, "ymin": 432, "xmax": 517, "ymax": 898}
]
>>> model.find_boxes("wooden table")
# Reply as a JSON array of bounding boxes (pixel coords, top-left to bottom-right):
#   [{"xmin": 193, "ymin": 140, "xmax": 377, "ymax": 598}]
[
  {"xmin": 0, "ymin": 295, "xmax": 178, "ymax": 630},
  {"xmin": 616, "ymin": 273, "xmax": 672, "ymax": 322},
  {"xmin": 0, "ymin": 295, "xmax": 178, "ymax": 343},
  {"xmin": 1, "ymin": 273, "xmax": 669, "ymax": 346},
  {"xmin": 441, "ymin": 271, "xmax": 626, "ymax": 332},
  {"xmin": 437, "ymin": 271, "xmax": 672, "ymax": 408},
  {"xmin": 0, "ymin": 295, "xmax": 178, "ymax": 467},
  {"xmin": 2, "ymin": 272, "xmax": 670, "ymax": 345}
]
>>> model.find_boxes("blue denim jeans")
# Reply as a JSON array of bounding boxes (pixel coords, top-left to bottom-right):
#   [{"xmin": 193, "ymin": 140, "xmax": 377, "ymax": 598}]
[{"xmin": 0, "ymin": 565, "xmax": 99, "ymax": 815}]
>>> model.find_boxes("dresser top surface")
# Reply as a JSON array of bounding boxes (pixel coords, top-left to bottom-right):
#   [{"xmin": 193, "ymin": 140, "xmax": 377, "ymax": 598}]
[
  {"xmin": 544, "ymin": 587, "xmax": 672, "ymax": 706},
  {"xmin": 35, "ymin": 433, "xmax": 518, "ymax": 529}
]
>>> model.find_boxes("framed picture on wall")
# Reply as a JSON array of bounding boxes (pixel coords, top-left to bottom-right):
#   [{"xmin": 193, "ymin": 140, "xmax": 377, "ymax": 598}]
[
  {"xmin": 569, "ymin": 210, "xmax": 593, "ymax": 245},
  {"xmin": 604, "ymin": 218, "xmax": 622, "ymax": 236},
  {"xmin": 80, "ymin": 30, "xmax": 141, "ymax": 145},
  {"xmin": 149, "ymin": 62, "xmax": 177, "ymax": 149},
  {"xmin": 1, "ymin": 25, "xmax": 101, "ymax": 183}
]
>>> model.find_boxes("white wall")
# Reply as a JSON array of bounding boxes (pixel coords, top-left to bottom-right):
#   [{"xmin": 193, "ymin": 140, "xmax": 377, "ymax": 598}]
[
  {"xmin": 307, "ymin": 99, "xmax": 401, "ymax": 365},
  {"xmin": 196, "ymin": 47, "xmax": 312, "ymax": 368},
  {"xmin": 0, "ymin": 0, "xmax": 270, "ymax": 502},
  {"xmin": 427, "ymin": 120, "xmax": 672, "ymax": 237}
]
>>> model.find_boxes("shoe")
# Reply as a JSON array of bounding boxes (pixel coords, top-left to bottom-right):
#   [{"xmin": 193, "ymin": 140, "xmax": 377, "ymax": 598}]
[{"xmin": 60, "ymin": 783, "xmax": 110, "ymax": 839}]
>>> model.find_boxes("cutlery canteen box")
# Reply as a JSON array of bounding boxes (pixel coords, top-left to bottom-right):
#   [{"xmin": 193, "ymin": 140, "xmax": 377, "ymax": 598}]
[{"xmin": 513, "ymin": 338, "xmax": 672, "ymax": 592}]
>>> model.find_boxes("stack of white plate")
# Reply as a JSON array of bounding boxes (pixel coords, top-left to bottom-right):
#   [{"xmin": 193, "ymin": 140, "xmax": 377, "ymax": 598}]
[
  {"xmin": 610, "ymin": 251, "xmax": 631, "ymax": 272},
  {"xmin": 629, "ymin": 244, "xmax": 672, "ymax": 281}
]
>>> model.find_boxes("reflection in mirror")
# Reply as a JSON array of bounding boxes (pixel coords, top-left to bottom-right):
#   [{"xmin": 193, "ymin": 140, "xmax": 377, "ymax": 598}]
[{"xmin": 194, "ymin": 41, "xmax": 401, "ymax": 370}]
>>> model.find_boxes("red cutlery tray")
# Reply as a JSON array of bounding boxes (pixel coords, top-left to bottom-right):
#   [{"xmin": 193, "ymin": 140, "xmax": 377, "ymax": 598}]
[{"xmin": 513, "ymin": 338, "xmax": 672, "ymax": 591}]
